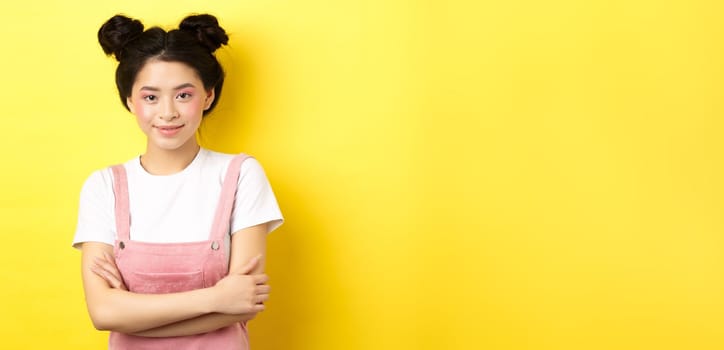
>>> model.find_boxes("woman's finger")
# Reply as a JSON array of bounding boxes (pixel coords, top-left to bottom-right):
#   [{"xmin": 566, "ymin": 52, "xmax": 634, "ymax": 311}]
[
  {"xmin": 94, "ymin": 256, "xmax": 124, "ymax": 285},
  {"xmin": 253, "ymin": 274, "xmax": 269, "ymax": 285},
  {"xmin": 93, "ymin": 257, "xmax": 116, "ymax": 277},
  {"xmin": 91, "ymin": 264, "xmax": 116, "ymax": 285},
  {"xmin": 237, "ymin": 255, "xmax": 262, "ymax": 275},
  {"xmin": 91, "ymin": 261, "xmax": 127, "ymax": 290},
  {"xmin": 255, "ymin": 293, "xmax": 270, "ymax": 304},
  {"xmin": 101, "ymin": 251, "xmax": 125, "ymax": 282}
]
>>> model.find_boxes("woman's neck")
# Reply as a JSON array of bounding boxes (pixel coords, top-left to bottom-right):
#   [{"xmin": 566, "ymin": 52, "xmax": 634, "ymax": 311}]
[{"xmin": 140, "ymin": 141, "xmax": 201, "ymax": 175}]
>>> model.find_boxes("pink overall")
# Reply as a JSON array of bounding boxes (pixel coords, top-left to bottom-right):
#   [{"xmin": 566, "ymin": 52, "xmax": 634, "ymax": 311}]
[{"xmin": 108, "ymin": 154, "xmax": 252, "ymax": 350}]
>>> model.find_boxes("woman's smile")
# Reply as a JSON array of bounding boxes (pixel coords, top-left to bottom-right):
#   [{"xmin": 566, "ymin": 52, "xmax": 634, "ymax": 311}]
[{"xmin": 155, "ymin": 124, "xmax": 185, "ymax": 137}]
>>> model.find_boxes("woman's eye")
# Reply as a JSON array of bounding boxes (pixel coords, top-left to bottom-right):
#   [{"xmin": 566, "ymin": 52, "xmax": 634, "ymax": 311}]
[
  {"xmin": 143, "ymin": 95, "xmax": 156, "ymax": 102},
  {"xmin": 177, "ymin": 92, "xmax": 192, "ymax": 100}
]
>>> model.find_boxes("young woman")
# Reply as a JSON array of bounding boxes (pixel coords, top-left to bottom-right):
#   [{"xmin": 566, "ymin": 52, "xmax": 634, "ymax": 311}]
[{"xmin": 73, "ymin": 14, "xmax": 283, "ymax": 349}]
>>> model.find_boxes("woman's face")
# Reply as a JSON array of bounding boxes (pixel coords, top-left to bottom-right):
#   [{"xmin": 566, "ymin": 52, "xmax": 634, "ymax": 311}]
[{"xmin": 126, "ymin": 60, "xmax": 214, "ymax": 154}]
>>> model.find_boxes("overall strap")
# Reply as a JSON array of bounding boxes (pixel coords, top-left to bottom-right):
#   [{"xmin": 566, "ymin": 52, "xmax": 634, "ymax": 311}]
[
  {"xmin": 209, "ymin": 154, "xmax": 252, "ymax": 241},
  {"xmin": 110, "ymin": 165, "xmax": 131, "ymax": 241}
]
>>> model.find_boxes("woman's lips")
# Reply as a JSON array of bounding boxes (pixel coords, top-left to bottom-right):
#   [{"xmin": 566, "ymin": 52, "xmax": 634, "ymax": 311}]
[{"xmin": 155, "ymin": 124, "xmax": 184, "ymax": 136}]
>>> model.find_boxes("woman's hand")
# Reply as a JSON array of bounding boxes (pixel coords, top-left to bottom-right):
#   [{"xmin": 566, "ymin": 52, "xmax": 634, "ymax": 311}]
[
  {"xmin": 212, "ymin": 255, "xmax": 270, "ymax": 315},
  {"xmin": 91, "ymin": 250, "xmax": 128, "ymax": 291}
]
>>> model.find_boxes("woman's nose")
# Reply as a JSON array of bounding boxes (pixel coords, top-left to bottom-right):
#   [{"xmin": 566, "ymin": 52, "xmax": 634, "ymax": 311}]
[
  {"xmin": 159, "ymin": 112, "xmax": 179, "ymax": 121},
  {"xmin": 159, "ymin": 102, "xmax": 179, "ymax": 121}
]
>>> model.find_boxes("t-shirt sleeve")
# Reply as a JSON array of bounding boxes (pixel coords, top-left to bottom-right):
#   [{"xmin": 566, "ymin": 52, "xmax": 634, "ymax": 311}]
[
  {"xmin": 230, "ymin": 157, "xmax": 284, "ymax": 234},
  {"xmin": 72, "ymin": 169, "xmax": 116, "ymax": 248}
]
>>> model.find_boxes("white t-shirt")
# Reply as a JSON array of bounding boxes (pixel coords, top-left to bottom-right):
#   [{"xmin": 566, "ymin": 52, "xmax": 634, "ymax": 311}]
[{"xmin": 73, "ymin": 148, "xmax": 283, "ymax": 251}]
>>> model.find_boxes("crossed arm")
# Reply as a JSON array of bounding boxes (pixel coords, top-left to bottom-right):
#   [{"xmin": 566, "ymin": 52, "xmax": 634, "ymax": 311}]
[{"xmin": 81, "ymin": 223, "xmax": 269, "ymax": 337}]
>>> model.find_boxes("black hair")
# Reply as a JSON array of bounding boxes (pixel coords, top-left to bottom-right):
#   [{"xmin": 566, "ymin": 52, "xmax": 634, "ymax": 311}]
[{"xmin": 98, "ymin": 14, "xmax": 229, "ymax": 115}]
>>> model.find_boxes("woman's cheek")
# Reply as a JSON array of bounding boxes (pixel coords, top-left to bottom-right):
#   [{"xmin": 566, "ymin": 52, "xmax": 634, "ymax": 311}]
[
  {"xmin": 180, "ymin": 99, "xmax": 204, "ymax": 117},
  {"xmin": 187, "ymin": 98, "xmax": 203, "ymax": 112},
  {"xmin": 133, "ymin": 100, "xmax": 153, "ymax": 118}
]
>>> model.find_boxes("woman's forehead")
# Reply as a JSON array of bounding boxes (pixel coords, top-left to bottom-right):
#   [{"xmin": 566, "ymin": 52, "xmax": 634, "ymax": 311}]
[{"xmin": 133, "ymin": 60, "xmax": 203, "ymax": 89}]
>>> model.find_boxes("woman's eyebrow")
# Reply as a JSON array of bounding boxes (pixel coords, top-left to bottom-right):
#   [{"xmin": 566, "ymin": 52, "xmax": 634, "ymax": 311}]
[
  {"xmin": 174, "ymin": 83, "xmax": 196, "ymax": 90},
  {"xmin": 139, "ymin": 83, "xmax": 197, "ymax": 92}
]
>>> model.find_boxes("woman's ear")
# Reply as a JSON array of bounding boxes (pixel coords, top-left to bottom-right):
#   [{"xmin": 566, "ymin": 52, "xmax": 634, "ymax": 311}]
[
  {"xmin": 126, "ymin": 97, "xmax": 135, "ymax": 114},
  {"xmin": 204, "ymin": 89, "xmax": 216, "ymax": 111}
]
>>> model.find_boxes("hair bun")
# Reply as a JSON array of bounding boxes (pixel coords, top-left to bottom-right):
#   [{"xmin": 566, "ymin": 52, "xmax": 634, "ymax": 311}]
[
  {"xmin": 179, "ymin": 14, "xmax": 229, "ymax": 52},
  {"xmin": 98, "ymin": 15, "xmax": 144, "ymax": 60}
]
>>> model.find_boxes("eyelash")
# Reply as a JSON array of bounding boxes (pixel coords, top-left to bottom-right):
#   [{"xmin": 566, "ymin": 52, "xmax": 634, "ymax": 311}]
[{"xmin": 141, "ymin": 93, "xmax": 193, "ymax": 103}]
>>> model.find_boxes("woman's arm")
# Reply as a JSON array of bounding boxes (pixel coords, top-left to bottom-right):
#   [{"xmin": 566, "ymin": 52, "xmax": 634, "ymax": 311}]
[
  {"xmin": 91, "ymin": 223, "xmax": 271, "ymax": 337},
  {"xmin": 81, "ymin": 240, "xmax": 268, "ymax": 334},
  {"xmin": 227, "ymin": 222, "xmax": 268, "ymax": 275},
  {"xmin": 131, "ymin": 313, "xmax": 257, "ymax": 338}
]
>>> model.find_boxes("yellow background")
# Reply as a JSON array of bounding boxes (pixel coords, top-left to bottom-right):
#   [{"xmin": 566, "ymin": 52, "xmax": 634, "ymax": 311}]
[{"xmin": 1, "ymin": 0, "xmax": 723, "ymax": 349}]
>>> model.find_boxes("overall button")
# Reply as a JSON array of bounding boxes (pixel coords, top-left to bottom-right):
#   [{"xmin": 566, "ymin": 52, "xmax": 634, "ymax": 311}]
[
  {"xmin": 211, "ymin": 241, "xmax": 220, "ymax": 250},
  {"xmin": 119, "ymin": 241, "xmax": 125, "ymax": 249}
]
